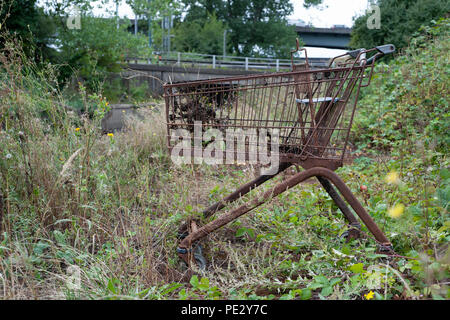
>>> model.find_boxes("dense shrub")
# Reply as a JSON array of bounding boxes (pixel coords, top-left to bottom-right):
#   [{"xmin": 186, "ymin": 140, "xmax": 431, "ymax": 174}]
[{"xmin": 352, "ymin": 18, "xmax": 450, "ymax": 154}]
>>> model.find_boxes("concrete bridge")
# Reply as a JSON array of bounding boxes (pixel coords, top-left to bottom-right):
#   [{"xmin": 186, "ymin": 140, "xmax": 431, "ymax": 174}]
[
  {"xmin": 119, "ymin": 56, "xmax": 329, "ymax": 96},
  {"xmin": 120, "ymin": 63, "xmax": 264, "ymax": 96},
  {"xmin": 296, "ymin": 26, "xmax": 352, "ymax": 49}
]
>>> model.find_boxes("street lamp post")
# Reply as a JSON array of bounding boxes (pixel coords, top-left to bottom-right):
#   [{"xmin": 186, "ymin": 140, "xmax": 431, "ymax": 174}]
[
  {"xmin": 148, "ymin": 0, "xmax": 152, "ymax": 48},
  {"xmin": 223, "ymin": 29, "xmax": 227, "ymax": 58},
  {"xmin": 115, "ymin": 0, "xmax": 119, "ymax": 29},
  {"xmin": 135, "ymin": 12, "xmax": 138, "ymax": 35}
]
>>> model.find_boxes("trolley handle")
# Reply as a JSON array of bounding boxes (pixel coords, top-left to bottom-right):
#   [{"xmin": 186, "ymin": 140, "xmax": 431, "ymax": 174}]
[
  {"xmin": 358, "ymin": 44, "xmax": 395, "ymax": 87},
  {"xmin": 346, "ymin": 48, "xmax": 365, "ymax": 59},
  {"xmin": 365, "ymin": 44, "xmax": 396, "ymax": 65}
]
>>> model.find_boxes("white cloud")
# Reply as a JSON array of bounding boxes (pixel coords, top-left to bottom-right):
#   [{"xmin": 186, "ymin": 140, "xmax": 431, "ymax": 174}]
[{"xmin": 289, "ymin": 0, "xmax": 369, "ymax": 28}]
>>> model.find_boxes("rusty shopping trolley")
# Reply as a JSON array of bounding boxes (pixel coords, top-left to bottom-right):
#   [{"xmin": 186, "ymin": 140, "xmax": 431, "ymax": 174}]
[{"xmin": 164, "ymin": 41, "xmax": 396, "ymax": 268}]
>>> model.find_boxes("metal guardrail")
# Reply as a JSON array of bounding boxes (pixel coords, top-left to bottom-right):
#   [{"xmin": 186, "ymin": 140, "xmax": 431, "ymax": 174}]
[{"xmin": 126, "ymin": 52, "xmax": 330, "ymax": 71}]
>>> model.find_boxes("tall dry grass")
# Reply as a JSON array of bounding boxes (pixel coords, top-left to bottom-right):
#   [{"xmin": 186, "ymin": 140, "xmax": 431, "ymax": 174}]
[{"xmin": 0, "ymin": 36, "xmax": 202, "ymax": 298}]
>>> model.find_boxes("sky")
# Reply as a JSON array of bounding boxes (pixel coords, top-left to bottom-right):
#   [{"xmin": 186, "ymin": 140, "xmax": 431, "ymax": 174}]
[
  {"xmin": 288, "ymin": 0, "xmax": 370, "ymax": 28},
  {"xmin": 288, "ymin": 0, "xmax": 370, "ymax": 57}
]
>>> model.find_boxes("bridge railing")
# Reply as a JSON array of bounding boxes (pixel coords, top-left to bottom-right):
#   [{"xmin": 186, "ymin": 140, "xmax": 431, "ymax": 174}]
[{"xmin": 125, "ymin": 52, "xmax": 329, "ymax": 71}]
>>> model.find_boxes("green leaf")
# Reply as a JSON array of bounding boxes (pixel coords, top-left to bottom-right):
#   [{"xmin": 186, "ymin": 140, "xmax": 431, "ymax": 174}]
[
  {"xmin": 439, "ymin": 168, "xmax": 450, "ymax": 180},
  {"xmin": 315, "ymin": 275, "xmax": 329, "ymax": 284},
  {"xmin": 437, "ymin": 220, "xmax": 450, "ymax": 233},
  {"xmin": 329, "ymin": 278, "xmax": 341, "ymax": 287},
  {"xmin": 160, "ymin": 283, "xmax": 183, "ymax": 296},
  {"xmin": 198, "ymin": 277, "xmax": 210, "ymax": 291},
  {"xmin": 309, "ymin": 282, "xmax": 323, "ymax": 290},
  {"xmin": 235, "ymin": 228, "xmax": 247, "ymax": 237},
  {"xmin": 107, "ymin": 278, "xmax": 119, "ymax": 294},
  {"xmin": 349, "ymin": 263, "xmax": 365, "ymax": 274},
  {"xmin": 179, "ymin": 288, "xmax": 188, "ymax": 300},
  {"xmin": 53, "ymin": 230, "xmax": 66, "ymax": 245},
  {"xmin": 33, "ymin": 241, "xmax": 50, "ymax": 256},
  {"xmin": 301, "ymin": 289, "xmax": 312, "ymax": 300},
  {"xmin": 321, "ymin": 286, "xmax": 333, "ymax": 297},
  {"xmin": 190, "ymin": 275, "xmax": 199, "ymax": 288}
]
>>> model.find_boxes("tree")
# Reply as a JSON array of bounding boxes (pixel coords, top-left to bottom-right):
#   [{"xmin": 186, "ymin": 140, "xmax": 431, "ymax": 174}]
[
  {"xmin": 172, "ymin": 14, "xmax": 226, "ymax": 55},
  {"xmin": 303, "ymin": 0, "xmax": 324, "ymax": 8},
  {"xmin": 0, "ymin": 0, "xmax": 57, "ymax": 62},
  {"xmin": 179, "ymin": 0, "xmax": 298, "ymax": 58},
  {"xmin": 125, "ymin": 0, "xmax": 167, "ymax": 35},
  {"xmin": 57, "ymin": 14, "xmax": 150, "ymax": 90},
  {"xmin": 277, "ymin": 0, "xmax": 449, "ymax": 53},
  {"xmin": 25, "ymin": 0, "xmax": 152, "ymax": 89},
  {"xmin": 350, "ymin": 0, "xmax": 450, "ymax": 51}
]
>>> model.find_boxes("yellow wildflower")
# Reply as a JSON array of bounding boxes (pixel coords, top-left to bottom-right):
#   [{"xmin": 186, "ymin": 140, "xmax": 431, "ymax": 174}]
[
  {"xmin": 75, "ymin": 127, "xmax": 80, "ymax": 132},
  {"xmin": 388, "ymin": 203, "xmax": 405, "ymax": 219},
  {"xmin": 364, "ymin": 291, "xmax": 375, "ymax": 300},
  {"xmin": 385, "ymin": 171, "xmax": 400, "ymax": 184},
  {"xmin": 107, "ymin": 133, "xmax": 114, "ymax": 137}
]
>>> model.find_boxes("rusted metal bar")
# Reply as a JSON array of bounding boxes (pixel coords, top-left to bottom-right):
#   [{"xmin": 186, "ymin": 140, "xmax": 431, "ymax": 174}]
[
  {"xmin": 0, "ymin": 192, "xmax": 3, "ymax": 233},
  {"xmin": 316, "ymin": 176, "xmax": 360, "ymax": 239},
  {"xmin": 203, "ymin": 162, "xmax": 292, "ymax": 218},
  {"xmin": 203, "ymin": 164, "xmax": 361, "ymax": 240},
  {"xmin": 179, "ymin": 167, "xmax": 391, "ymax": 256},
  {"xmin": 163, "ymin": 65, "xmax": 365, "ymax": 89}
]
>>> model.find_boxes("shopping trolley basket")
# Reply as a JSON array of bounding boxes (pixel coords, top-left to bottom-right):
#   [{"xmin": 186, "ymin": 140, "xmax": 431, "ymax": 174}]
[{"xmin": 164, "ymin": 41, "xmax": 396, "ymax": 267}]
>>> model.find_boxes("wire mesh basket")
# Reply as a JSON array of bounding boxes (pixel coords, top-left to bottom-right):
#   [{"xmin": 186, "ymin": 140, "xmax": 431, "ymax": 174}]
[{"xmin": 163, "ymin": 45, "xmax": 390, "ymax": 170}]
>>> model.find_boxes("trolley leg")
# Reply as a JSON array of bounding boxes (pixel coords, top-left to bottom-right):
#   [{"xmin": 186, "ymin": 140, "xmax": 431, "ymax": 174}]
[
  {"xmin": 202, "ymin": 162, "xmax": 292, "ymax": 218},
  {"xmin": 178, "ymin": 167, "xmax": 392, "ymax": 265},
  {"xmin": 178, "ymin": 162, "xmax": 292, "ymax": 265},
  {"xmin": 316, "ymin": 176, "xmax": 361, "ymax": 239}
]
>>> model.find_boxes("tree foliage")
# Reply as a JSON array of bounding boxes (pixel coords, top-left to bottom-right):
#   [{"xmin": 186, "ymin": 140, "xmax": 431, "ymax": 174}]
[
  {"xmin": 303, "ymin": 0, "xmax": 324, "ymax": 8},
  {"xmin": 1, "ymin": 0, "xmax": 153, "ymax": 90},
  {"xmin": 172, "ymin": 14, "xmax": 226, "ymax": 55},
  {"xmin": 178, "ymin": 0, "xmax": 298, "ymax": 57},
  {"xmin": 350, "ymin": 0, "xmax": 449, "ymax": 51},
  {"xmin": 57, "ymin": 14, "xmax": 150, "ymax": 90},
  {"xmin": 0, "ymin": 0, "xmax": 57, "ymax": 62}
]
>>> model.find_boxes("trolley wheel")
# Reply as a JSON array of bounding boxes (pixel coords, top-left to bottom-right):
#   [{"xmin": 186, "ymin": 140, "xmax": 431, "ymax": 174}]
[
  {"xmin": 177, "ymin": 243, "xmax": 207, "ymax": 270},
  {"xmin": 192, "ymin": 244, "xmax": 207, "ymax": 270},
  {"xmin": 340, "ymin": 223, "xmax": 361, "ymax": 241},
  {"xmin": 177, "ymin": 219, "xmax": 207, "ymax": 269}
]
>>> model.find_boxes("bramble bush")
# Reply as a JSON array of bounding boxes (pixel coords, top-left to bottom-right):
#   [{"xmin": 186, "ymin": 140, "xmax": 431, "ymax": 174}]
[{"xmin": 352, "ymin": 18, "xmax": 449, "ymax": 154}]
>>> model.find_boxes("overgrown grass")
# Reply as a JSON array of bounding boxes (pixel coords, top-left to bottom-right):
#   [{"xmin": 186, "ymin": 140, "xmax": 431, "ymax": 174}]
[{"xmin": 0, "ymin": 21, "xmax": 448, "ymax": 300}]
